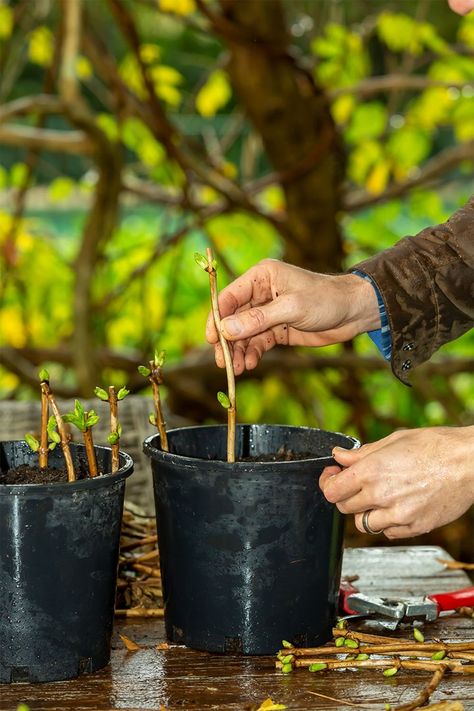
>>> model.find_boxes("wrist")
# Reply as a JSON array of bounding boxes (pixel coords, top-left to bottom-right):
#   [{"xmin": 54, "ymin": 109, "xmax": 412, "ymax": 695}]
[{"xmin": 344, "ymin": 273, "xmax": 382, "ymax": 335}]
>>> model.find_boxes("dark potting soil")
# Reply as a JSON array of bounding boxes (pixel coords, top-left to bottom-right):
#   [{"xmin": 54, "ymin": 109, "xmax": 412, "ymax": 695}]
[
  {"xmin": 0, "ymin": 463, "xmax": 94, "ymax": 485},
  {"xmin": 238, "ymin": 449, "xmax": 316, "ymax": 462}
]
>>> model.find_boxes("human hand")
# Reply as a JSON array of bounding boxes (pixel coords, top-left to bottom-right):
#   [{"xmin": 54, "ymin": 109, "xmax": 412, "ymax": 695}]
[
  {"xmin": 319, "ymin": 426, "xmax": 474, "ymax": 539},
  {"xmin": 448, "ymin": 0, "xmax": 474, "ymax": 15},
  {"xmin": 206, "ymin": 259, "xmax": 380, "ymax": 375}
]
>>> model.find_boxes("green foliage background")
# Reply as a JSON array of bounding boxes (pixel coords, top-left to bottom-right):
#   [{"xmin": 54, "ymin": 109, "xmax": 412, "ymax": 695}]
[{"xmin": 0, "ymin": 0, "xmax": 473, "ymax": 450}]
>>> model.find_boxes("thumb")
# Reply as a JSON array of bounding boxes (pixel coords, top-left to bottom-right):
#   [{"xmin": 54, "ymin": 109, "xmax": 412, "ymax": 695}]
[
  {"xmin": 220, "ymin": 295, "xmax": 294, "ymax": 341},
  {"xmin": 332, "ymin": 440, "xmax": 380, "ymax": 465},
  {"xmin": 332, "ymin": 446, "xmax": 363, "ymax": 466}
]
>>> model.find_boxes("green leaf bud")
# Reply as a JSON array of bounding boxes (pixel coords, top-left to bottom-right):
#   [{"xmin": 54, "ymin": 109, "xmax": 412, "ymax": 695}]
[
  {"xmin": 344, "ymin": 638, "xmax": 359, "ymax": 649},
  {"xmin": 281, "ymin": 640, "xmax": 292, "ymax": 649},
  {"xmin": 138, "ymin": 365, "xmax": 151, "ymax": 377},
  {"xmin": 149, "ymin": 413, "xmax": 156, "ymax": 426},
  {"xmin": 194, "ymin": 252, "xmax": 208, "ymax": 270},
  {"xmin": 94, "ymin": 386, "xmax": 109, "ymax": 401},
  {"xmin": 47, "ymin": 415, "xmax": 57, "ymax": 433},
  {"xmin": 25, "ymin": 434, "xmax": 39, "ymax": 452},
  {"xmin": 117, "ymin": 422, "xmax": 123, "ymax": 437},
  {"xmin": 336, "ymin": 619, "xmax": 347, "ymax": 629},
  {"xmin": 281, "ymin": 654, "xmax": 294, "ymax": 664},
  {"xmin": 117, "ymin": 387, "xmax": 129, "ymax": 401},
  {"xmin": 431, "ymin": 650, "xmax": 446, "ymax": 660},
  {"xmin": 50, "ymin": 431, "xmax": 61, "ymax": 444},
  {"xmin": 335, "ymin": 636, "xmax": 344, "ymax": 647},
  {"xmin": 281, "ymin": 663, "xmax": 292, "ymax": 674},
  {"xmin": 211, "ymin": 258, "xmax": 217, "ymax": 270},
  {"xmin": 413, "ymin": 628, "xmax": 425, "ymax": 643},
  {"xmin": 217, "ymin": 391, "xmax": 231, "ymax": 409},
  {"xmin": 48, "ymin": 442, "xmax": 57, "ymax": 451},
  {"xmin": 308, "ymin": 663, "xmax": 327, "ymax": 672},
  {"xmin": 39, "ymin": 368, "xmax": 49, "ymax": 382},
  {"xmin": 356, "ymin": 653, "xmax": 369, "ymax": 660},
  {"xmin": 154, "ymin": 349, "xmax": 166, "ymax": 368},
  {"xmin": 383, "ymin": 667, "xmax": 398, "ymax": 677},
  {"xmin": 108, "ymin": 432, "xmax": 119, "ymax": 445},
  {"xmin": 86, "ymin": 413, "xmax": 100, "ymax": 428}
]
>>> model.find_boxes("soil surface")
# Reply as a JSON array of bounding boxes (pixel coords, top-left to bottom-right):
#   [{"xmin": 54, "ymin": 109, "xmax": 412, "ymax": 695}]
[
  {"xmin": 239, "ymin": 448, "xmax": 317, "ymax": 462},
  {"xmin": 0, "ymin": 463, "xmax": 93, "ymax": 485}
]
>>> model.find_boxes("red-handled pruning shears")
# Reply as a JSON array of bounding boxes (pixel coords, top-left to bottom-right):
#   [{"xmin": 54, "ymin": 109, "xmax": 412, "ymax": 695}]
[{"xmin": 339, "ymin": 580, "xmax": 474, "ymax": 623}]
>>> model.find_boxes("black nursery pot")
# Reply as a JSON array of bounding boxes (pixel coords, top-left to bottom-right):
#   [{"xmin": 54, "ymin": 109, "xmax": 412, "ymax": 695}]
[
  {"xmin": 0, "ymin": 441, "xmax": 133, "ymax": 683},
  {"xmin": 144, "ymin": 424, "xmax": 358, "ymax": 655}
]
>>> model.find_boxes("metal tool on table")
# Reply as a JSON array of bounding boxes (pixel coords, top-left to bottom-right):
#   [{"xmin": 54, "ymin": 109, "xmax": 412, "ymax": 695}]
[{"xmin": 339, "ymin": 580, "xmax": 474, "ymax": 624}]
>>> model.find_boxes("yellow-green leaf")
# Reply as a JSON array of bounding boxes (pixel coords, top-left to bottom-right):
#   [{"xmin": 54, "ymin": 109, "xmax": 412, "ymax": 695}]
[
  {"xmin": 365, "ymin": 158, "xmax": 391, "ymax": 196},
  {"xmin": 0, "ymin": 5, "xmax": 13, "ymax": 39},
  {"xmin": 48, "ymin": 177, "xmax": 75, "ymax": 203},
  {"xmin": 196, "ymin": 69, "xmax": 232, "ymax": 118},
  {"xmin": 331, "ymin": 94, "xmax": 355, "ymax": 125},
  {"xmin": 159, "ymin": 0, "xmax": 196, "ymax": 15},
  {"xmin": 76, "ymin": 56, "xmax": 93, "ymax": 80},
  {"xmin": 140, "ymin": 43, "xmax": 162, "ymax": 64},
  {"xmin": 257, "ymin": 699, "xmax": 286, "ymax": 711},
  {"xmin": 28, "ymin": 26, "xmax": 54, "ymax": 67}
]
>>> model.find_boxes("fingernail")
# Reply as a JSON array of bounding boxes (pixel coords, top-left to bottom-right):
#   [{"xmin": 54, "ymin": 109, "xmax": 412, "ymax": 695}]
[
  {"xmin": 222, "ymin": 318, "xmax": 242, "ymax": 337},
  {"xmin": 332, "ymin": 447, "xmax": 343, "ymax": 454}
]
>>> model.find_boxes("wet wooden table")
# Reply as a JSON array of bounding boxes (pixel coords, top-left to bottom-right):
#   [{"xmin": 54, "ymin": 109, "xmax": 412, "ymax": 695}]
[{"xmin": 5, "ymin": 546, "xmax": 474, "ymax": 711}]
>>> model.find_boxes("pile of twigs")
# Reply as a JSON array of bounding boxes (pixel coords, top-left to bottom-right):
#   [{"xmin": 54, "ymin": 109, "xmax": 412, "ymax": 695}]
[
  {"xmin": 115, "ymin": 507, "xmax": 163, "ymax": 618},
  {"xmin": 276, "ymin": 625, "xmax": 474, "ymax": 711}
]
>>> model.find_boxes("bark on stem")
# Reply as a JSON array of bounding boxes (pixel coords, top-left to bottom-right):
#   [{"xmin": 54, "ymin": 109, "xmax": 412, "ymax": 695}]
[
  {"xmin": 46, "ymin": 389, "xmax": 75, "ymax": 482},
  {"xmin": 332, "ymin": 629, "xmax": 474, "ymax": 651},
  {"xmin": 149, "ymin": 361, "xmax": 168, "ymax": 452},
  {"xmin": 276, "ymin": 658, "xmax": 474, "ymax": 673},
  {"xmin": 394, "ymin": 665, "xmax": 448, "ymax": 711},
  {"xmin": 83, "ymin": 428, "xmax": 98, "ymax": 477},
  {"xmin": 287, "ymin": 643, "xmax": 474, "ymax": 657},
  {"xmin": 39, "ymin": 381, "xmax": 49, "ymax": 469},
  {"xmin": 108, "ymin": 385, "xmax": 120, "ymax": 473},
  {"xmin": 206, "ymin": 247, "xmax": 236, "ymax": 463}
]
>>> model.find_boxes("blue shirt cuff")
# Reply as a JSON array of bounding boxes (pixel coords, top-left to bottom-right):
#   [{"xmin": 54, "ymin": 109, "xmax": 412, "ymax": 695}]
[{"xmin": 352, "ymin": 270, "xmax": 392, "ymax": 361}]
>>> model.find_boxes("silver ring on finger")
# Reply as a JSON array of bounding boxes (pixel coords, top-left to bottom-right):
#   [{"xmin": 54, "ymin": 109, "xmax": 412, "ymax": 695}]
[{"xmin": 362, "ymin": 509, "xmax": 384, "ymax": 535}]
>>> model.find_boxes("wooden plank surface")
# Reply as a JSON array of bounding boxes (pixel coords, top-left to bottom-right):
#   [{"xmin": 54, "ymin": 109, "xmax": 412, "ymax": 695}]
[{"xmin": 5, "ymin": 546, "xmax": 474, "ymax": 711}]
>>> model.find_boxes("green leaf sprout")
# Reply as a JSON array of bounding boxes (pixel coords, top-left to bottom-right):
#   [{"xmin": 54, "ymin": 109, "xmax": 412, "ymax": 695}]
[
  {"xmin": 217, "ymin": 391, "xmax": 231, "ymax": 409},
  {"xmin": 194, "ymin": 252, "xmax": 208, "ymax": 270},
  {"xmin": 138, "ymin": 365, "xmax": 151, "ymax": 377},
  {"xmin": 25, "ymin": 433, "xmax": 40, "ymax": 452},
  {"xmin": 94, "ymin": 386, "xmax": 109, "ymax": 401}
]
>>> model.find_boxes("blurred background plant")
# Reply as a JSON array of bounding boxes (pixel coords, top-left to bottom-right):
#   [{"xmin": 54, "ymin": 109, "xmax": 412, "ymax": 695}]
[{"xmin": 0, "ymin": 0, "xmax": 472, "ymax": 556}]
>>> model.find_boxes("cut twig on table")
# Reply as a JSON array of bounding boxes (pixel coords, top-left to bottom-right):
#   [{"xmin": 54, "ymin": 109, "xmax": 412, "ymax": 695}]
[
  {"xmin": 437, "ymin": 559, "xmax": 474, "ymax": 571},
  {"xmin": 393, "ymin": 665, "xmax": 447, "ymax": 711}
]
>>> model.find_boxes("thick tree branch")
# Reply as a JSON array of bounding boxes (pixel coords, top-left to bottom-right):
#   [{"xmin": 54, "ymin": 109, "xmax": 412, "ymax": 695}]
[
  {"xmin": 211, "ymin": 0, "xmax": 345, "ymax": 271},
  {"xmin": 0, "ymin": 94, "xmax": 63, "ymax": 122},
  {"xmin": 59, "ymin": 0, "xmax": 81, "ymax": 102},
  {"xmin": 0, "ymin": 124, "xmax": 95, "ymax": 155},
  {"xmin": 345, "ymin": 140, "xmax": 474, "ymax": 212}
]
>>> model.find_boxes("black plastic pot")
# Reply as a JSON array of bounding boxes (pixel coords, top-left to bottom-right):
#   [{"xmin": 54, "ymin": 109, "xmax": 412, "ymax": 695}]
[
  {"xmin": 144, "ymin": 424, "xmax": 358, "ymax": 655},
  {"xmin": 0, "ymin": 441, "xmax": 133, "ymax": 683}
]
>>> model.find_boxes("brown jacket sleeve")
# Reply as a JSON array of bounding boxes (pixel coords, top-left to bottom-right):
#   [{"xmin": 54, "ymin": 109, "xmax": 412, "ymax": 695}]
[{"xmin": 351, "ymin": 195, "xmax": 474, "ymax": 384}]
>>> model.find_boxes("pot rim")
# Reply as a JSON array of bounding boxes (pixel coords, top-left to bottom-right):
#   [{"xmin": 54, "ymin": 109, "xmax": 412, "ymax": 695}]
[
  {"xmin": 0, "ymin": 441, "xmax": 133, "ymax": 494},
  {"xmin": 143, "ymin": 422, "xmax": 359, "ymax": 468}
]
